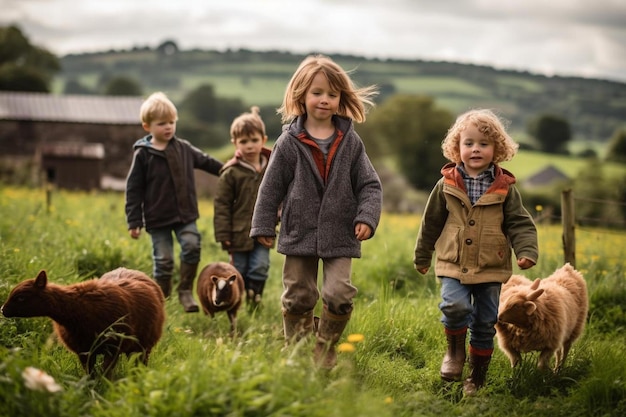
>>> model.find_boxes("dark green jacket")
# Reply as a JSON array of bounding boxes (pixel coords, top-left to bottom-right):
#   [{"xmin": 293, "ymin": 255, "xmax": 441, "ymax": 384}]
[
  {"xmin": 214, "ymin": 148, "xmax": 271, "ymax": 252},
  {"xmin": 414, "ymin": 162, "xmax": 538, "ymax": 284}
]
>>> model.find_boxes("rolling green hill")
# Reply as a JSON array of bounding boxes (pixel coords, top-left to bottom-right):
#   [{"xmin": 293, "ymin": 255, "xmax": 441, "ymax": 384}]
[{"xmin": 56, "ymin": 47, "xmax": 626, "ymax": 146}]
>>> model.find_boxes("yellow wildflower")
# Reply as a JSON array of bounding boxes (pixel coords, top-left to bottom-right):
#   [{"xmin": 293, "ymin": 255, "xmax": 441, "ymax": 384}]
[
  {"xmin": 337, "ymin": 342, "xmax": 356, "ymax": 353},
  {"xmin": 347, "ymin": 333, "xmax": 365, "ymax": 343}
]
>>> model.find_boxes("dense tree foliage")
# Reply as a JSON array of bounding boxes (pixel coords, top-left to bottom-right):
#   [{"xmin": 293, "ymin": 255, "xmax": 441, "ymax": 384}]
[
  {"xmin": 63, "ymin": 78, "xmax": 95, "ymax": 95},
  {"xmin": 527, "ymin": 114, "xmax": 572, "ymax": 154},
  {"xmin": 573, "ymin": 158, "xmax": 626, "ymax": 229},
  {"xmin": 177, "ymin": 84, "xmax": 246, "ymax": 148},
  {"xmin": 605, "ymin": 127, "xmax": 626, "ymax": 163},
  {"xmin": 103, "ymin": 76, "xmax": 143, "ymax": 96},
  {"xmin": 0, "ymin": 25, "xmax": 59, "ymax": 92},
  {"xmin": 365, "ymin": 95, "xmax": 453, "ymax": 191}
]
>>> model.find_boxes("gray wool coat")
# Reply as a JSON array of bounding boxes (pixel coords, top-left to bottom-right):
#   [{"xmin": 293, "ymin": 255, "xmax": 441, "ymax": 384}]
[{"xmin": 250, "ymin": 115, "xmax": 382, "ymax": 258}]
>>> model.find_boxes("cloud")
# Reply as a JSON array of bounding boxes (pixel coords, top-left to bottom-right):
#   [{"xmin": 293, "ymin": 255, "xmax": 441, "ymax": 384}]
[{"xmin": 2, "ymin": 0, "xmax": 625, "ymax": 82}]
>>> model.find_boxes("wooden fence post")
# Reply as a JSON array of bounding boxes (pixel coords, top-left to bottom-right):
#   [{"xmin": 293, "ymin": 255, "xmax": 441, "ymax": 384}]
[{"xmin": 561, "ymin": 189, "xmax": 576, "ymax": 268}]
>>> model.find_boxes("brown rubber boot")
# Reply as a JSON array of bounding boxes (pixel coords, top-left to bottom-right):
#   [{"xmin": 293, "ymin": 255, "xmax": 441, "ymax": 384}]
[
  {"xmin": 178, "ymin": 262, "xmax": 199, "ymax": 313},
  {"xmin": 283, "ymin": 309, "xmax": 315, "ymax": 343},
  {"xmin": 155, "ymin": 277, "xmax": 172, "ymax": 298},
  {"xmin": 314, "ymin": 307, "xmax": 350, "ymax": 369},
  {"xmin": 463, "ymin": 346, "xmax": 493, "ymax": 395},
  {"xmin": 247, "ymin": 279, "xmax": 265, "ymax": 311},
  {"xmin": 440, "ymin": 327, "xmax": 467, "ymax": 381}
]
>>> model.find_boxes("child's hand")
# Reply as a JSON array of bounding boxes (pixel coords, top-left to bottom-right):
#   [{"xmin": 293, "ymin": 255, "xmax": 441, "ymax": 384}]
[
  {"xmin": 257, "ymin": 236, "xmax": 274, "ymax": 248},
  {"xmin": 221, "ymin": 241, "xmax": 231, "ymax": 251},
  {"xmin": 414, "ymin": 264, "xmax": 429, "ymax": 275},
  {"xmin": 517, "ymin": 257, "xmax": 535, "ymax": 270},
  {"xmin": 129, "ymin": 227, "xmax": 141, "ymax": 239},
  {"xmin": 354, "ymin": 223, "xmax": 372, "ymax": 241}
]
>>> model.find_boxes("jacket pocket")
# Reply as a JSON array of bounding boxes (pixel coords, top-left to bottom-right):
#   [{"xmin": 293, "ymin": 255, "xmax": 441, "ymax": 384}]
[
  {"xmin": 477, "ymin": 231, "xmax": 510, "ymax": 268},
  {"xmin": 435, "ymin": 226, "xmax": 460, "ymax": 263}
]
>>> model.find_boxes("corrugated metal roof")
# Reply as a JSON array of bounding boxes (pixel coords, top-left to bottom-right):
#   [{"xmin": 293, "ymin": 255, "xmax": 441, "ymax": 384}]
[{"xmin": 0, "ymin": 92, "xmax": 143, "ymax": 125}]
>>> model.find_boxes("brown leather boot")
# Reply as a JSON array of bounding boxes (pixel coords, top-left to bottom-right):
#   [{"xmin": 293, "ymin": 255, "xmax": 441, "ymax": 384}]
[
  {"xmin": 314, "ymin": 307, "xmax": 350, "ymax": 369},
  {"xmin": 440, "ymin": 327, "xmax": 467, "ymax": 381},
  {"xmin": 283, "ymin": 309, "xmax": 315, "ymax": 343},
  {"xmin": 178, "ymin": 262, "xmax": 199, "ymax": 313},
  {"xmin": 463, "ymin": 346, "xmax": 493, "ymax": 395},
  {"xmin": 155, "ymin": 277, "xmax": 172, "ymax": 298}
]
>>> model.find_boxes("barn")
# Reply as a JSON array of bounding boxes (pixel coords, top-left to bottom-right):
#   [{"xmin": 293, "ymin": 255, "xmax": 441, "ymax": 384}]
[{"xmin": 0, "ymin": 91, "xmax": 145, "ymax": 190}]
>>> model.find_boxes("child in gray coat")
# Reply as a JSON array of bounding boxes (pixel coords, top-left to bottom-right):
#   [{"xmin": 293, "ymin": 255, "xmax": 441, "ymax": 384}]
[{"xmin": 250, "ymin": 54, "xmax": 382, "ymax": 368}]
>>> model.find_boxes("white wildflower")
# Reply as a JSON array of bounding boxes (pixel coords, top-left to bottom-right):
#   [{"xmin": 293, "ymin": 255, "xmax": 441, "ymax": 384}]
[{"xmin": 22, "ymin": 367, "xmax": 63, "ymax": 393}]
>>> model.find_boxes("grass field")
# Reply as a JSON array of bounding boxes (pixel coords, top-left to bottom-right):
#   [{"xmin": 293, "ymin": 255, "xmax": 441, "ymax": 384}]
[
  {"xmin": 502, "ymin": 150, "xmax": 626, "ymax": 180},
  {"xmin": 0, "ymin": 187, "xmax": 625, "ymax": 417}
]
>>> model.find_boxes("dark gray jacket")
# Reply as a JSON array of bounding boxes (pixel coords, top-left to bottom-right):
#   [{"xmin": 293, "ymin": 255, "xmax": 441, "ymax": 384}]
[
  {"xmin": 250, "ymin": 115, "xmax": 382, "ymax": 258},
  {"xmin": 125, "ymin": 135, "xmax": 222, "ymax": 231}
]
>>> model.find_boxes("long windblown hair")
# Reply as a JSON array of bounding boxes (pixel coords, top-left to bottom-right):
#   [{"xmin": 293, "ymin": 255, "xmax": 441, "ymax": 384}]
[{"xmin": 277, "ymin": 54, "xmax": 378, "ymax": 124}]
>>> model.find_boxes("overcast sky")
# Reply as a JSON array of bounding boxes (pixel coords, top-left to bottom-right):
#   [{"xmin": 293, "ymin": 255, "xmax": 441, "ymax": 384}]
[{"xmin": 3, "ymin": 0, "xmax": 626, "ymax": 82}]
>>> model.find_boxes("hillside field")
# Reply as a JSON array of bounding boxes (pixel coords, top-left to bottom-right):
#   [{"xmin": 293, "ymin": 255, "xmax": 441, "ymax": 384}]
[{"xmin": 57, "ymin": 48, "xmax": 626, "ymax": 144}]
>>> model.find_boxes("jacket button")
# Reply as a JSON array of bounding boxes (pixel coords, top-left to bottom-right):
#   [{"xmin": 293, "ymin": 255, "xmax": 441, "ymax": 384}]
[
  {"xmin": 465, "ymin": 239, "xmax": 472, "ymax": 245},
  {"xmin": 468, "ymin": 220, "xmax": 475, "ymax": 226}
]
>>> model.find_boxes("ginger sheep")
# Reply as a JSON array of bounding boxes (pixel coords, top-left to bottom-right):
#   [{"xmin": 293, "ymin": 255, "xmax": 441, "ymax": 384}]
[
  {"xmin": 196, "ymin": 262, "xmax": 245, "ymax": 334},
  {"xmin": 1, "ymin": 268, "xmax": 165, "ymax": 377},
  {"xmin": 495, "ymin": 263, "xmax": 588, "ymax": 371}
]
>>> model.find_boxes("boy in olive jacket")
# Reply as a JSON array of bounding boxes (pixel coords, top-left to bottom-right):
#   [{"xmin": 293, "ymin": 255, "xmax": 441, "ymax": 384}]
[{"xmin": 214, "ymin": 107, "xmax": 273, "ymax": 308}]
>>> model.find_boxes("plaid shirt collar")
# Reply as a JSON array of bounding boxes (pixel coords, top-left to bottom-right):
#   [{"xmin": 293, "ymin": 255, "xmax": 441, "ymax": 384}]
[{"xmin": 457, "ymin": 163, "xmax": 496, "ymax": 205}]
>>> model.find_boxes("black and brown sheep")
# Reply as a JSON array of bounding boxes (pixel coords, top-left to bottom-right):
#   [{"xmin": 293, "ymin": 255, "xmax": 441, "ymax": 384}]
[
  {"xmin": 196, "ymin": 262, "xmax": 245, "ymax": 334},
  {"xmin": 495, "ymin": 263, "xmax": 588, "ymax": 371},
  {"xmin": 1, "ymin": 268, "xmax": 165, "ymax": 377}
]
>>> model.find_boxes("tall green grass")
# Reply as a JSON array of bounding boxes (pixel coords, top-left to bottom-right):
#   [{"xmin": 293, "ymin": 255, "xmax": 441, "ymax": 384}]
[{"xmin": 0, "ymin": 187, "xmax": 624, "ymax": 416}]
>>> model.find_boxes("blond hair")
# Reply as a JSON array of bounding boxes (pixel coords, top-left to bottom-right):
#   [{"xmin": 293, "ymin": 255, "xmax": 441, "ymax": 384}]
[
  {"xmin": 230, "ymin": 106, "xmax": 266, "ymax": 141},
  {"xmin": 441, "ymin": 109, "xmax": 519, "ymax": 164},
  {"xmin": 140, "ymin": 92, "xmax": 178, "ymax": 125},
  {"xmin": 277, "ymin": 54, "xmax": 378, "ymax": 124}
]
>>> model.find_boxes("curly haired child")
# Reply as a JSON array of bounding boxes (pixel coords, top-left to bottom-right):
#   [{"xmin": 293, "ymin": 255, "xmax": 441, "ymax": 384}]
[{"xmin": 413, "ymin": 108, "xmax": 538, "ymax": 394}]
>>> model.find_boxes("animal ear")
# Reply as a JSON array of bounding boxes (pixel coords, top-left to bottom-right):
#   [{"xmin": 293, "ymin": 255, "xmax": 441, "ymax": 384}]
[
  {"xmin": 227, "ymin": 275, "xmax": 237, "ymax": 284},
  {"xmin": 530, "ymin": 279, "xmax": 540, "ymax": 290},
  {"xmin": 527, "ymin": 288, "xmax": 544, "ymax": 301},
  {"xmin": 523, "ymin": 300, "xmax": 537, "ymax": 315},
  {"xmin": 35, "ymin": 270, "xmax": 48, "ymax": 288}
]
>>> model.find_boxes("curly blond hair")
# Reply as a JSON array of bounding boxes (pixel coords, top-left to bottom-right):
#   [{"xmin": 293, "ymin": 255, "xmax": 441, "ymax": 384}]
[
  {"xmin": 441, "ymin": 109, "xmax": 518, "ymax": 164},
  {"xmin": 277, "ymin": 54, "xmax": 378, "ymax": 124}
]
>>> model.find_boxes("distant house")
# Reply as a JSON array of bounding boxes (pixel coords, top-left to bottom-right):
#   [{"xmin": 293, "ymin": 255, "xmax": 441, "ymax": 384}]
[
  {"xmin": 0, "ymin": 91, "xmax": 144, "ymax": 190},
  {"xmin": 523, "ymin": 165, "xmax": 570, "ymax": 188}
]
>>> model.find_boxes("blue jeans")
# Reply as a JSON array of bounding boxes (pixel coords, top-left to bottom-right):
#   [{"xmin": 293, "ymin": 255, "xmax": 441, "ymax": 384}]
[
  {"xmin": 439, "ymin": 277, "xmax": 501, "ymax": 350},
  {"xmin": 148, "ymin": 222, "xmax": 201, "ymax": 282},
  {"xmin": 230, "ymin": 240, "xmax": 270, "ymax": 285}
]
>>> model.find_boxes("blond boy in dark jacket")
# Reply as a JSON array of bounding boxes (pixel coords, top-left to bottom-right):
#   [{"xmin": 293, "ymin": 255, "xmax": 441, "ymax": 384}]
[{"xmin": 125, "ymin": 92, "xmax": 222, "ymax": 312}]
